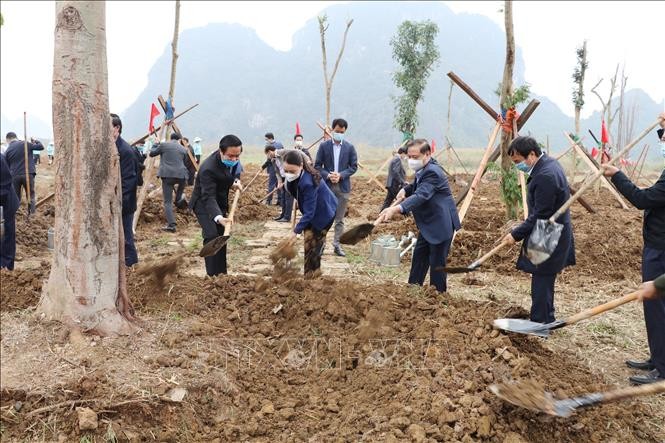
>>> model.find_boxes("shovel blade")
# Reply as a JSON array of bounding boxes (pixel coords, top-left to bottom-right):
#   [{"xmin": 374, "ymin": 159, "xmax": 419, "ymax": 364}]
[
  {"xmin": 526, "ymin": 219, "xmax": 563, "ymax": 265},
  {"xmin": 436, "ymin": 266, "xmax": 474, "ymax": 273},
  {"xmin": 492, "ymin": 318, "xmax": 552, "ymax": 337},
  {"xmin": 199, "ymin": 235, "xmax": 230, "ymax": 257},
  {"xmin": 339, "ymin": 223, "xmax": 375, "ymax": 245}
]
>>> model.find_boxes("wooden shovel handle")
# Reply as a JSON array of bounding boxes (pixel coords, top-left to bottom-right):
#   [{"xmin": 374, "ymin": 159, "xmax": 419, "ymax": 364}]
[
  {"xmin": 549, "ymin": 118, "xmax": 664, "ymax": 223},
  {"xmin": 225, "ymin": 190, "xmax": 241, "ymax": 236},
  {"xmin": 291, "ymin": 200, "xmax": 298, "ymax": 230},
  {"xmin": 258, "ymin": 186, "xmax": 279, "ymax": 202},
  {"xmin": 372, "ymin": 197, "xmax": 404, "ymax": 226},
  {"xmin": 600, "ymin": 380, "xmax": 665, "ymax": 403},
  {"xmin": 469, "ymin": 241, "xmax": 509, "ymax": 268},
  {"xmin": 243, "ymin": 168, "xmax": 262, "ymax": 193},
  {"xmin": 564, "ymin": 291, "xmax": 638, "ymax": 326}
]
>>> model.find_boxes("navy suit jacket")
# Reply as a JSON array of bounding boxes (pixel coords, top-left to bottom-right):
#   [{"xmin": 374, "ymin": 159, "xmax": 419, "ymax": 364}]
[
  {"xmin": 286, "ymin": 171, "xmax": 338, "ymax": 234},
  {"xmin": 511, "ymin": 154, "xmax": 576, "ymax": 275},
  {"xmin": 116, "ymin": 137, "xmax": 139, "ymax": 215},
  {"xmin": 0, "ymin": 154, "xmax": 20, "ymax": 216},
  {"xmin": 5, "ymin": 139, "xmax": 44, "ymax": 177},
  {"xmin": 400, "ymin": 158, "xmax": 460, "ymax": 245},
  {"xmin": 315, "ymin": 139, "xmax": 358, "ymax": 193}
]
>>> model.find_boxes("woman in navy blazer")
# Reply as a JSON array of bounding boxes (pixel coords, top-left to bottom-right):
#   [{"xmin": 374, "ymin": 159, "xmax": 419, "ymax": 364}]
[{"xmin": 283, "ymin": 150, "xmax": 338, "ymax": 276}]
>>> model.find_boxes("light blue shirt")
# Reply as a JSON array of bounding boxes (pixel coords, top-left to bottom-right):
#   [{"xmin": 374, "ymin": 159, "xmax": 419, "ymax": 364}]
[
  {"xmin": 193, "ymin": 141, "xmax": 202, "ymax": 156},
  {"xmin": 333, "ymin": 142, "xmax": 342, "ymax": 172}
]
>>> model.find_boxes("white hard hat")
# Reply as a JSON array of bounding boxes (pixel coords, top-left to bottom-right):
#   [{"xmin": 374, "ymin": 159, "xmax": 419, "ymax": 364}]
[{"xmin": 193, "ymin": 137, "xmax": 202, "ymax": 142}]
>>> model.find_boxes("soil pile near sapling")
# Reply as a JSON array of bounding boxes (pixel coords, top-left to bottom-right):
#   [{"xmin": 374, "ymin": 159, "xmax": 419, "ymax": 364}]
[
  {"xmin": 1, "ymin": 274, "xmax": 656, "ymax": 442},
  {"xmin": 235, "ymin": 190, "xmax": 275, "ymax": 223},
  {"xmin": 0, "ymin": 264, "xmax": 48, "ymax": 311},
  {"xmin": 138, "ymin": 196, "xmax": 194, "ymax": 228},
  {"xmin": 14, "ymin": 205, "xmax": 53, "ymax": 254}
]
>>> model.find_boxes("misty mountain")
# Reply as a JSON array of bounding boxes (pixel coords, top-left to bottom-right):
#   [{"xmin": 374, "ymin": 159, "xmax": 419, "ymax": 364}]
[{"xmin": 1, "ymin": 114, "xmax": 52, "ymax": 141}]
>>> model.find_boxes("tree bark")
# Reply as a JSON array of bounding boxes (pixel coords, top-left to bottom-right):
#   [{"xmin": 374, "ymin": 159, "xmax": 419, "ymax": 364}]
[
  {"xmin": 39, "ymin": 1, "xmax": 134, "ymax": 336},
  {"xmin": 499, "ymin": 0, "xmax": 517, "ymax": 217}
]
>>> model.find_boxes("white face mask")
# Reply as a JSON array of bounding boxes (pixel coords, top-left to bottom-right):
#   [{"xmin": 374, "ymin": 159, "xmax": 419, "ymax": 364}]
[
  {"xmin": 660, "ymin": 140, "xmax": 665, "ymax": 159},
  {"xmin": 295, "ymin": 140, "xmax": 303, "ymax": 147},
  {"xmin": 408, "ymin": 158, "xmax": 424, "ymax": 171},
  {"xmin": 284, "ymin": 170, "xmax": 301, "ymax": 182}
]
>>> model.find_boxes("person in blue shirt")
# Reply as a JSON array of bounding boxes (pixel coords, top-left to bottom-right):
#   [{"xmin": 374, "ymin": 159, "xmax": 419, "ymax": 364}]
[
  {"xmin": 263, "ymin": 132, "xmax": 283, "ymax": 206},
  {"xmin": 192, "ymin": 136, "xmax": 203, "ymax": 163},
  {"xmin": 379, "ymin": 139, "xmax": 460, "ymax": 293},
  {"xmin": 283, "ymin": 150, "xmax": 338, "ymax": 276},
  {"xmin": 46, "ymin": 142, "xmax": 55, "ymax": 165}
]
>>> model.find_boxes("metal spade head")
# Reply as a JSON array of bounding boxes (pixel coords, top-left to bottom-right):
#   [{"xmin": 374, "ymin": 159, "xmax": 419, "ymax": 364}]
[
  {"xmin": 492, "ymin": 318, "xmax": 562, "ymax": 338},
  {"xmin": 438, "ymin": 262, "xmax": 481, "ymax": 273},
  {"xmin": 339, "ymin": 223, "xmax": 376, "ymax": 245},
  {"xmin": 199, "ymin": 235, "xmax": 230, "ymax": 257}
]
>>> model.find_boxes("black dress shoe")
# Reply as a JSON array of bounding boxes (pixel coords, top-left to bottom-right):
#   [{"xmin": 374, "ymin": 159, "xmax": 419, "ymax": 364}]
[
  {"xmin": 629, "ymin": 369, "xmax": 663, "ymax": 385},
  {"xmin": 333, "ymin": 245, "xmax": 346, "ymax": 257},
  {"xmin": 277, "ymin": 218, "xmax": 290, "ymax": 223},
  {"xmin": 162, "ymin": 225, "xmax": 176, "ymax": 233},
  {"xmin": 273, "ymin": 216, "xmax": 284, "ymax": 221},
  {"xmin": 626, "ymin": 359, "xmax": 655, "ymax": 371}
]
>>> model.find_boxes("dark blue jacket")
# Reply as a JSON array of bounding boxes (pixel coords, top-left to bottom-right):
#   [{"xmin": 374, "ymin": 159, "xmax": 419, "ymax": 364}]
[
  {"xmin": 315, "ymin": 139, "xmax": 358, "ymax": 193},
  {"xmin": 116, "ymin": 136, "xmax": 139, "ymax": 215},
  {"xmin": 0, "ymin": 154, "xmax": 19, "ymax": 216},
  {"xmin": 400, "ymin": 158, "xmax": 460, "ymax": 245},
  {"xmin": 5, "ymin": 139, "xmax": 44, "ymax": 177},
  {"xmin": 286, "ymin": 170, "xmax": 338, "ymax": 234},
  {"xmin": 512, "ymin": 154, "xmax": 576, "ymax": 275}
]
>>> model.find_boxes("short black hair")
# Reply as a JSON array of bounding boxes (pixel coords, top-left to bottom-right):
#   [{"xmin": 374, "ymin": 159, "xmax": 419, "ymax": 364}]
[
  {"xmin": 264, "ymin": 144, "xmax": 276, "ymax": 153},
  {"xmin": 331, "ymin": 118, "xmax": 348, "ymax": 130},
  {"xmin": 508, "ymin": 136, "xmax": 542, "ymax": 157},
  {"xmin": 219, "ymin": 134, "xmax": 243, "ymax": 152},
  {"xmin": 6, "ymin": 132, "xmax": 17, "ymax": 140},
  {"xmin": 170, "ymin": 132, "xmax": 181, "ymax": 141},
  {"xmin": 182, "ymin": 137, "xmax": 189, "ymax": 143},
  {"xmin": 397, "ymin": 147, "xmax": 407, "ymax": 155},
  {"xmin": 264, "ymin": 132, "xmax": 274, "ymax": 140},
  {"xmin": 406, "ymin": 138, "xmax": 431, "ymax": 155},
  {"xmin": 294, "ymin": 134, "xmax": 303, "ymax": 140},
  {"xmin": 110, "ymin": 113, "xmax": 122, "ymax": 134}
]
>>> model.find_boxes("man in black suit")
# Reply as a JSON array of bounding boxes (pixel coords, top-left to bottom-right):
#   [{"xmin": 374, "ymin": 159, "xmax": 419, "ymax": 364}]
[
  {"xmin": 190, "ymin": 134, "xmax": 243, "ymax": 276},
  {"xmin": 601, "ymin": 113, "xmax": 665, "ymax": 385},
  {"xmin": 150, "ymin": 133, "xmax": 190, "ymax": 232},
  {"xmin": 111, "ymin": 114, "xmax": 140, "ymax": 267},
  {"xmin": 315, "ymin": 118, "xmax": 358, "ymax": 256},
  {"xmin": 1, "ymin": 153, "xmax": 20, "ymax": 270},
  {"xmin": 502, "ymin": 136, "xmax": 576, "ymax": 324},
  {"xmin": 381, "ymin": 146, "xmax": 407, "ymax": 211},
  {"xmin": 4, "ymin": 132, "xmax": 44, "ymax": 213}
]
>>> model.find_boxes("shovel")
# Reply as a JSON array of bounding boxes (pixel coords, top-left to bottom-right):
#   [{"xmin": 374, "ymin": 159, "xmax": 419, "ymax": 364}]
[
  {"xmin": 339, "ymin": 198, "xmax": 403, "ymax": 245},
  {"xmin": 493, "ymin": 290, "xmax": 638, "ymax": 337},
  {"xmin": 437, "ymin": 241, "xmax": 509, "ymax": 273},
  {"xmin": 490, "ymin": 380, "xmax": 665, "ymax": 418},
  {"xmin": 199, "ymin": 189, "xmax": 241, "ymax": 257},
  {"xmin": 526, "ymin": 117, "xmax": 663, "ymax": 265}
]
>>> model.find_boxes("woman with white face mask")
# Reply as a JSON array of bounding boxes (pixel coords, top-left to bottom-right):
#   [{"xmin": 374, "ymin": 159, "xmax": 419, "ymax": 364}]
[
  {"xmin": 283, "ymin": 150, "xmax": 338, "ymax": 276},
  {"xmin": 601, "ymin": 113, "xmax": 665, "ymax": 385}
]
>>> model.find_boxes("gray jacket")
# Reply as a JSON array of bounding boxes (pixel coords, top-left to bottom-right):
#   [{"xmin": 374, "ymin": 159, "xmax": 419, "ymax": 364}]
[
  {"xmin": 386, "ymin": 155, "xmax": 406, "ymax": 188},
  {"xmin": 150, "ymin": 141, "xmax": 189, "ymax": 180}
]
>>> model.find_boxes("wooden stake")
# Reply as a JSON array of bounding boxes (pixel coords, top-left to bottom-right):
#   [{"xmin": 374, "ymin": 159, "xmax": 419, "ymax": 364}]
[
  {"xmin": 23, "ymin": 112, "xmax": 31, "ymax": 215},
  {"xmin": 366, "ymin": 154, "xmax": 393, "ymax": 184},
  {"xmin": 133, "ymin": 123, "xmax": 168, "ymax": 232},
  {"xmin": 243, "ymin": 168, "xmax": 263, "ymax": 193},
  {"xmin": 357, "ymin": 162, "xmax": 386, "ymax": 192},
  {"xmin": 165, "ymin": 0, "xmax": 180, "ymax": 140},
  {"xmin": 628, "ymin": 144, "xmax": 648, "ymax": 180},
  {"xmin": 129, "ymin": 103, "xmax": 198, "ymax": 146}
]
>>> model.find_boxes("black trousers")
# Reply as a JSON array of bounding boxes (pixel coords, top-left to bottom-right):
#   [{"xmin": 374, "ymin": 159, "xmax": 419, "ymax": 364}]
[
  {"xmin": 13, "ymin": 174, "xmax": 36, "ymax": 213},
  {"xmin": 381, "ymin": 182, "xmax": 401, "ymax": 211},
  {"xmin": 530, "ymin": 274, "xmax": 556, "ymax": 323},
  {"xmin": 122, "ymin": 212, "xmax": 138, "ymax": 267},
  {"xmin": 642, "ymin": 247, "xmax": 665, "ymax": 376},
  {"xmin": 0, "ymin": 206, "xmax": 16, "ymax": 270},
  {"xmin": 408, "ymin": 234, "xmax": 451, "ymax": 293},
  {"xmin": 194, "ymin": 205, "xmax": 227, "ymax": 276},
  {"xmin": 279, "ymin": 188, "xmax": 294, "ymax": 220}
]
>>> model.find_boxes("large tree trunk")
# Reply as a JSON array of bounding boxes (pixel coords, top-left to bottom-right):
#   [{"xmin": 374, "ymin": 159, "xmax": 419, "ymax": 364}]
[{"xmin": 39, "ymin": 1, "xmax": 134, "ymax": 336}]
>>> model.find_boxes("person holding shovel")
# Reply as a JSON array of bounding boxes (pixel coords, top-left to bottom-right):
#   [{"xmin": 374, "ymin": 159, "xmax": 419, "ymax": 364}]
[
  {"xmin": 282, "ymin": 150, "xmax": 338, "ymax": 276},
  {"xmin": 4, "ymin": 132, "xmax": 44, "ymax": 214},
  {"xmin": 501, "ymin": 136, "xmax": 576, "ymax": 325},
  {"xmin": 381, "ymin": 146, "xmax": 408, "ymax": 211},
  {"xmin": 378, "ymin": 139, "xmax": 460, "ymax": 293},
  {"xmin": 190, "ymin": 134, "xmax": 243, "ymax": 276},
  {"xmin": 600, "ymin": 115, "xmax": 665, "ymax": 385}
]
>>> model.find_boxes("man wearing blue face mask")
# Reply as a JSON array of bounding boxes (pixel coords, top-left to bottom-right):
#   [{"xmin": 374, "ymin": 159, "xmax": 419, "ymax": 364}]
[
  {"xmin": 189, "ymin": 135, "xmax": 243, "ymax": 276},
  {"xmin": 601, "ymin": 113, "xmax": 665, "ymax": 385},
  {"xmin": 315, "ymin": 118, "xmax": 358, "ymax": 256},
  {"xmin": 501, "ymin": 136, "xmax": 576, "ymax": 325}
]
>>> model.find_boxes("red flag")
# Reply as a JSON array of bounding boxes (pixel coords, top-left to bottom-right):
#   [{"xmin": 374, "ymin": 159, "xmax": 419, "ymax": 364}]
[
  {"xmin": 295, "ymin": 122, "xmax": 301, "ymax": 136},
  {"xmin": 601, "ymin": 119, "xmax": 609, "ymax": 144},
  {"xmin": 431, "ymin": 139, "xmax": 436, "ymax": 153},
  {"xmin": 149, "ymin": 103, "xmax": 160, "ymax": 132},
  {"xmin": 591, "ymin": 146, "xmax": 599, "ymax": 158}
]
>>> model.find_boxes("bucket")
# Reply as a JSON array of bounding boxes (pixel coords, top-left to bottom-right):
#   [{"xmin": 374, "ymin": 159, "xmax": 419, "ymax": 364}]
[
  {"xmin": 381, "ymin": 246, "xmax": 401, "ymax": 267},
  {"xmin": 47, "ymin": 227, "xmax": 54, "ymax": 250},
  {"xmin": 369, "ymin": 240, "xmax": 384, "ymax": 263}
]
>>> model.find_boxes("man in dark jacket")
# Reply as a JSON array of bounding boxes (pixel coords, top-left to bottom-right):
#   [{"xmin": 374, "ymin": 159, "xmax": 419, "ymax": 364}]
[
  {"xmin": 315, "ymin": 118, "xmax": 358, "ymax": 257},
  {"xmin": 4, "ymin": 132, "xmax": 44, "ymax": 213},
  {"xmin": 502, "ymin": 136, "xmax": 576, "ymax": 324},
  {"xmin": 111, "ymin": 114, "xmax": 140, "ymax": 267},
  {"xmin": 190, "ymin": 134, "xmax": 243, "ymax": 276},
  {"xmin": 1, "ymin": 153, "xmax": 20, "ymax": 270},
  {"xmin": 263, "ymin": 132, "xmax": 283, "ymax": 206},
  {"xmin": 601, "ymin": 114, "xmax": 665, "ymax": 384},
  {"xmin": 379, "ymin": 139, "xmax": 460, "ymax": 292},
  {"xmin": 150, "ymin": 133, "xmax": 189, "ymax": 232},
  {"xmin": 381, "ymin": 147, "xmax": 408, "ymax": 211}
]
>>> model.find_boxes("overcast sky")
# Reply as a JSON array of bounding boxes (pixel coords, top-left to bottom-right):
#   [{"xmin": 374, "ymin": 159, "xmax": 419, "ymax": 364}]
[{"xmin": 1, "ymin": 1, "xmax": 663, "ymax": 131}]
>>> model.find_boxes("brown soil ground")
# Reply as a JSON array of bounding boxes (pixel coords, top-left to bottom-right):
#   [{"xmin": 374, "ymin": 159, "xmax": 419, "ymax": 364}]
[{"xmin": 1, "ymin": 161, "xmax": 662, "ymax": 442}]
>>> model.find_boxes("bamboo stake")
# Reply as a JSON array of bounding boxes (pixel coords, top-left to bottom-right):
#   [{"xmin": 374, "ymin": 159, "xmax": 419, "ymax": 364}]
[
  {"xmin": 133, "ymin": 123, "xmax": 168, "ymax": 232},
  {"xmin": 628, "ymin": 144, "xmax": 648, "ymax": 180},
  {"xmin": 366, "ymin": 154, "xmax": 393, "ymax": 184}
]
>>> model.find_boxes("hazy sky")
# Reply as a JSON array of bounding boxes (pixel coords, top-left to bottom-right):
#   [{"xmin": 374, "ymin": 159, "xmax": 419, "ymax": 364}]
[{"xmin": 1, "ymin": 1, "xmax": 663, "ymax": 132}]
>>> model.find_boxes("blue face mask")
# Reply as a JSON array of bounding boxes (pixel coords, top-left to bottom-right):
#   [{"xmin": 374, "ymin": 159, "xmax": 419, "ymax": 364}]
[
  {"xmin": 660, "ymin": 141, "xmax": 665, "ymax": 159},
  {"xmin": 332, "ymin": 132, "xmax": 344, "ymax": 143},
  {"xmin": 222, "ymin": 159, "xmax": 238, "ymax": 168},
  {"xmin": 515, "ymin": 161, "xmax": 530, "ymax": 173}
]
